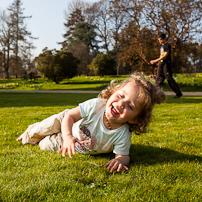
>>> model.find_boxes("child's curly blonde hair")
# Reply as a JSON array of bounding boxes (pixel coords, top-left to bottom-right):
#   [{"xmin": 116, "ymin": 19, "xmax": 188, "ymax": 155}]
[{"xmin": 98, "ymin": 72, "xmax": 166, "ymax": 134}]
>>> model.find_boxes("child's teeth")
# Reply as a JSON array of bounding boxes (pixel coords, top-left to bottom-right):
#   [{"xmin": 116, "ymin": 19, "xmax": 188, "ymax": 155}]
[{"xmin": 112, "ymin": 107, "xmax": 119, "ymax": 115}]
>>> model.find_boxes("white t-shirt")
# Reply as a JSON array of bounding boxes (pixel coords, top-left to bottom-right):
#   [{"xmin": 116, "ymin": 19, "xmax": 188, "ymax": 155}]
[{"xmin": 72, "ymin": 98, "xmax": 132, "ymax": 155}]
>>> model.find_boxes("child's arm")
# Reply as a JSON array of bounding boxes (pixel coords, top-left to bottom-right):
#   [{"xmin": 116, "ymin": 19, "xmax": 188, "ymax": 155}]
[
  {"xmin": 57, "ymin": 106, "xmax": 82, "ymax": 158},
  {"xmin": 104, "ymin": 154, "xmax": 130, "ymax": 172}
]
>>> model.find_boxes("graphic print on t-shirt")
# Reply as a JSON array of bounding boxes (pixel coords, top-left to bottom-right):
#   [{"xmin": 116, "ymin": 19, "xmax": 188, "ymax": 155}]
[
  {"xmin": 75, "ymin": 126, "xmax": 95, "ymax": 153},
  {"xmin": 75, "ymin": 126, "xmax": 101, "ymax": 153},
  {"xmin": 160, "ymin": 46, "xmax": 164, "ymax": 62}
]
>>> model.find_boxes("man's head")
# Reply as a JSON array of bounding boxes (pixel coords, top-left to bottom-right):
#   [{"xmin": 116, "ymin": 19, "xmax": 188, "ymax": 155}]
[{"xmin": 158, "ymin": 33, "xmax": 166, "ymax": 45}]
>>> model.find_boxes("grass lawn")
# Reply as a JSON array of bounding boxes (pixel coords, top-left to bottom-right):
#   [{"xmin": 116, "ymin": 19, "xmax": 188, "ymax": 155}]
[
  {"xmin": 0, "ymin": 92, "xmax": 202, "ymax": 201},
  {"xmin": 0, "ymin": 73, "xmax": 202, "ymax": 92},
  {"xmin": 0, "ymin": 75, "xmax": 128, "ymax": 92}
]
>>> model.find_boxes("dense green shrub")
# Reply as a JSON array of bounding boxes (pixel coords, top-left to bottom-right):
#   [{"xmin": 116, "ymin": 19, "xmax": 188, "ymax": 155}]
[
  {"xmin": 89, "ymin": 54, "xmax": 116, "ymax": 76},
  {"xmin": 34, "ymin": 49, "xmax": 79, "ymax": 84}
]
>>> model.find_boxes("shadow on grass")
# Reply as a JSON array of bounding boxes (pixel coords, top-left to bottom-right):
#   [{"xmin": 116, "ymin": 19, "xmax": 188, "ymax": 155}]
[
  {"xmin": 165, "ymin": 96, "xmax": 202, "ymax": 104},
  {"xmin": 89, "ymin": 143, "xmax": 201, "ymax": 167},
  {"xmin": 0, "ymin": 93, "xmax": 97, "ymax": 107},
  {"xmin": 62, "ymin": 80, "xmax": 111, "ymax": 85},
  {"xmin": 1, "ymin": 93, "xmax": 202, "ymax": 108},
  {"xmin": 46, "ymin": 87, "xmax": 106, "ymax": 91},
  {"xmin": 163, "ymin": 83, "xmax": 202, "ymax": 92},
  {"xmin": 129, "ymin": 144, "xmax": 202, "ymax": 165}
]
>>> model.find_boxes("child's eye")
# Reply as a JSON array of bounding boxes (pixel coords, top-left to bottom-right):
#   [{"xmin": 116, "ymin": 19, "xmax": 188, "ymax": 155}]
[
  {"xmin": 128, "ymin": 103, "xmax": 134, "ymax": 110},
  {"xmin": 118, "ymin": 94, "xmax": 122, "ymax": 98}
]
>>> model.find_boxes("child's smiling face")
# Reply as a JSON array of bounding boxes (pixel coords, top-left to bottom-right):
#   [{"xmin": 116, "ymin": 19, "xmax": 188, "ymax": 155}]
[{"xmin": 105, "ymin": 81, "xmax": 142, "ymax": 129}]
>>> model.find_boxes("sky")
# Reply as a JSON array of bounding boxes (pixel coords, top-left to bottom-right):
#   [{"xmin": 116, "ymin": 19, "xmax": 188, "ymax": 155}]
[{"xmin": 0, "ymin": 0, "xmax": 99, "ymax": 58}]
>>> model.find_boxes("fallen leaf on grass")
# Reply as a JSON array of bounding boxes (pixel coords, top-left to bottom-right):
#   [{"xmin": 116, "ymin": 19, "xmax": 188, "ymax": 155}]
[
  {"xmin": 186, "ymin": 127, "xmax": 196, "ymax": 130},
  {"xmin": 86, "ymin": 161, "xmax": 100, "ymax": 167}
]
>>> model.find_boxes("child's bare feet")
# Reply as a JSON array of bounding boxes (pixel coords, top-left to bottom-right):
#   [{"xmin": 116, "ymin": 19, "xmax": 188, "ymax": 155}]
[{"xmin": 16, "ymin": 136, "xmax": 23, "ymax": 141}]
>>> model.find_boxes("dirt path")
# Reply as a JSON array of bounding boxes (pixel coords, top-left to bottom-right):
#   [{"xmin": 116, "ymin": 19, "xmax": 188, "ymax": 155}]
[{"xmin": 1, "ymin": 90, "xmax": 202, "ymax": 96}]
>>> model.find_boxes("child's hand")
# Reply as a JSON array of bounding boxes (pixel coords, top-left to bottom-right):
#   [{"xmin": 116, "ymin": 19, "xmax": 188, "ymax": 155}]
[
  {"xmin": 57, "ymin": 136, "xmax": 79, "ymax": 158},
  {"xmin": 104, "ymin": 156, "xmax": 129, "ymax": 173}
]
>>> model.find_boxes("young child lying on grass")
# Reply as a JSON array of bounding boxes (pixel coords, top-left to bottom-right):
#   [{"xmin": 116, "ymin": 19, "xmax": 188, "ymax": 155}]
[{"xmin": 17, "ymin": 73, "xmax": 165, "ymax": 172}]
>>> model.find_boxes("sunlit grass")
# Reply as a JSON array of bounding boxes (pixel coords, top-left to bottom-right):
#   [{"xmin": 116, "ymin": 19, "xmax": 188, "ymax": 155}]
[
  {"xmin": 0, "ymin": 93, "xmax": 202, "ymax": 201},
  {"xmin": 0, "ymin": 73, "xmax": 202, "ymax": 92},
  {"xmin": 0, "ymin": 75, "xmax": 127, "ymax": 91}
]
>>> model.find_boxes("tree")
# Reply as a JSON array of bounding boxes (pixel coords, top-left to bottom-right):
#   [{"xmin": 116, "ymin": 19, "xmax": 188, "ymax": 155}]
[
  {"xmin": 70, "ymin": 21, "xmax": 98, "ymax": 53},
  {"xmin": 88, "ymin": 0, "xmax": 111, "ymax": 53},
  {"xmin": 198, "ymin": 44, "xmax": 202, "ymax": 72},
  {"xmin": 62, "ymin": 5, "xmax": 99, "ymax": 53},
  {"xmin": 0, "ymin": 11, "xmax": 15, "ymax": 78},
  {"xmin": 9, "ymin": 54, "xmax": 24, "ymax": 77},
  {"xmin": 106, "ymin": 0, "xmax": 202, "ymax": 74},
  {"xmin": 7, "ymin": 0, "xmax": 36, "ymax": 77},
  {"xmin": 66, "ymin": 42, "xmax": 92, "ymax": 75},
  {"xmin": 61, "ymin": 8, "xmax": 85, "ymax": 49},
  {"xmin": 34, "ymin": 49, "xmax": 79, "ymax": 84},
  {"xmin": 62, "ymin": 2, "xmax": 99, "ymax": 75},
  {"xmin": 118, "ymin": 26, "xmax": 158, "ymax": 74},
  {"xmin": 0, "ymin": 51, "xmax": 4, "ymax": 77},
  {"xmin": 65, "ymin": 0, "xmax": 91, "ymax": 22},
  {"xmin": 89, "ymin": 54, "xmax": 116, "ymax": 76},
  {"xmin": 108, "ymin": 0, "xmax": 128, "ymax": 54},
  {"xmin": 141, "ymin": 0, "xmax": 202, "ymax": 72}
]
